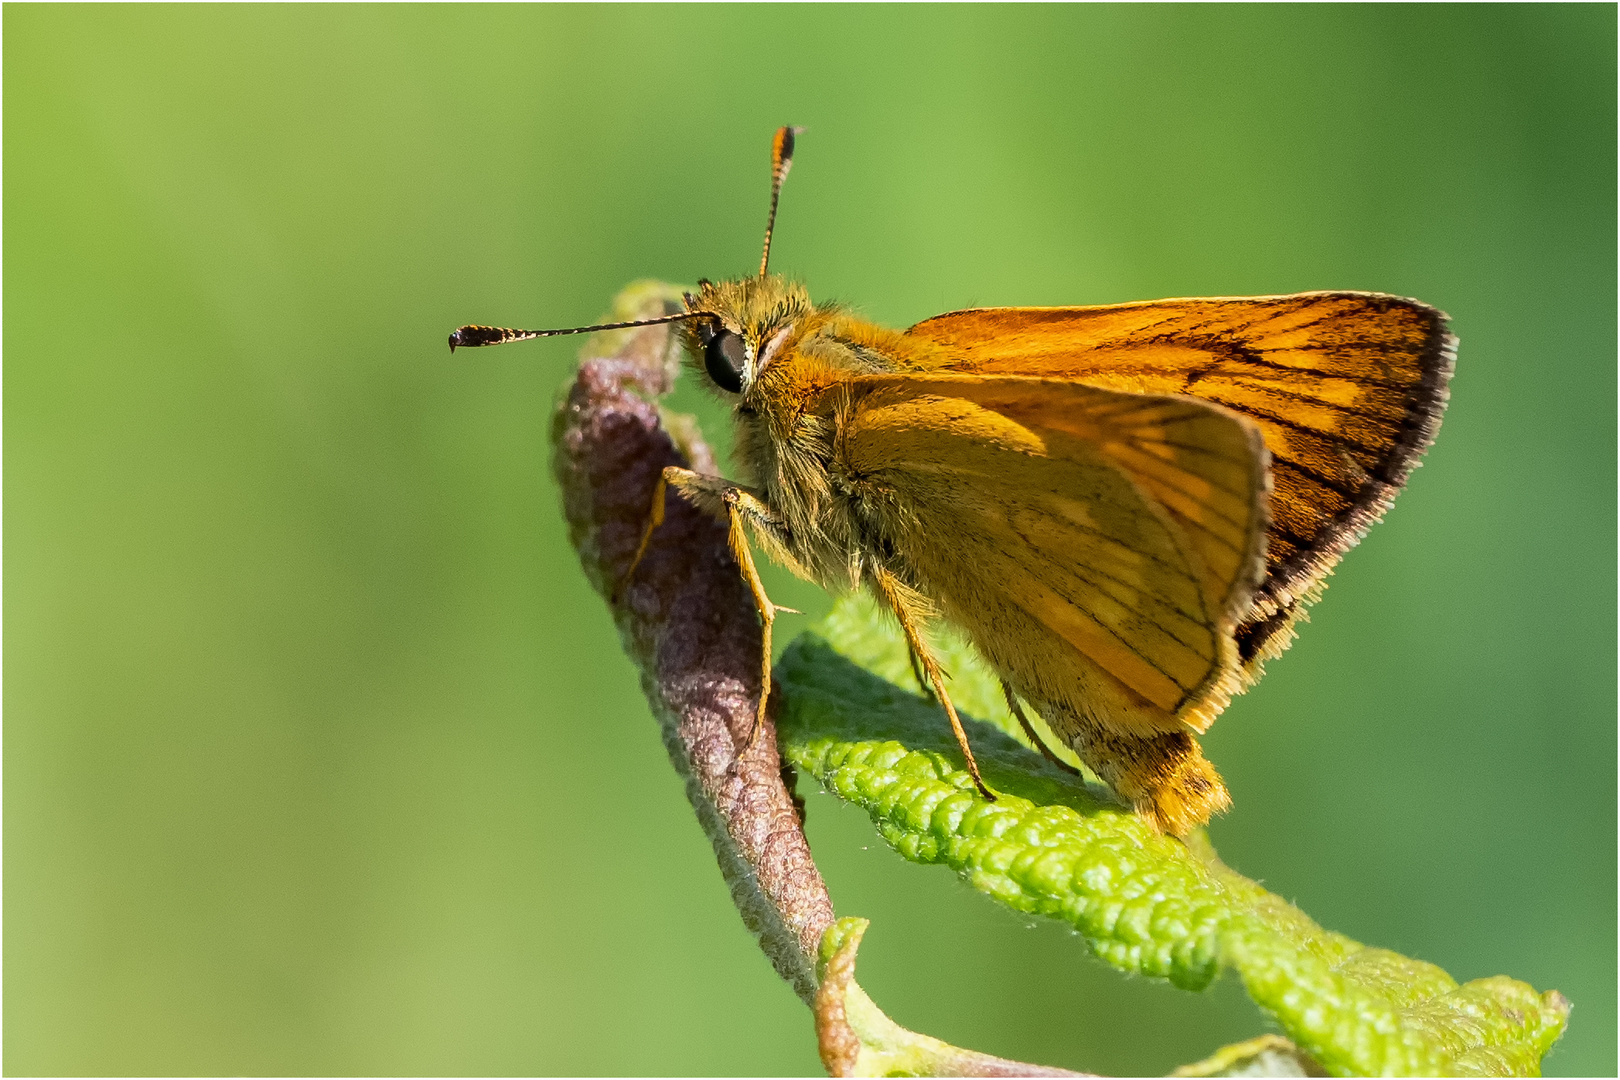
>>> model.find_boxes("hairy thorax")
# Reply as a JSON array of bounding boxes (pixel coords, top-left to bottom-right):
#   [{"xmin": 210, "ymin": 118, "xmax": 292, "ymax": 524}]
[
  {"xmin": 736, "ymin": 353, "xmax": 869, "ymax": 592},
  {"xmin": 740, "ymin": 330, "xmax": 922, "ymax": 594}
]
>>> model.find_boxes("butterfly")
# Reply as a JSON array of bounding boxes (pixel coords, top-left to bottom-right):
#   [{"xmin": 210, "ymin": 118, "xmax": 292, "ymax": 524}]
[{"xmin": 451, "ymin": 127, "xmax": 1454, "ymax": 835}]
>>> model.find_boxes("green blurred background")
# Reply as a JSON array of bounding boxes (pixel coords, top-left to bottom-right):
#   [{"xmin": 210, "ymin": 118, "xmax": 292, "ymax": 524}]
[{"xmin": 7, "ymin": 4, "xmax": 1613, "ymax": 1076}]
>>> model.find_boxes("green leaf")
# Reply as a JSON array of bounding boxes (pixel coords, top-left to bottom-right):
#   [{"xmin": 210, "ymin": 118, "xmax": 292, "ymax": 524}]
[{"xmin": 776, "ymin": 594, "xmax": 1570, "ymax": 1078}]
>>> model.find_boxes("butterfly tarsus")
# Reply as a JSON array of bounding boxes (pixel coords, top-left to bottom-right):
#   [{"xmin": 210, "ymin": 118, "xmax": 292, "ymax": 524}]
[
  {"xmin": 908, "ymin": 648, "xmax": 937, "ymax": 703},
  {"xmin": 1001, "ymin": 680, "xmax": 1082, "ymax": 777},
  {"xmin": 613, "ymin": 468, "xmax": 674, "ymax": 605}
]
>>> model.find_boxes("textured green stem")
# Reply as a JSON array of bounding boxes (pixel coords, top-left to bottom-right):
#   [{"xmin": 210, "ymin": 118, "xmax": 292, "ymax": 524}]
[{"xmin": 775, "ymin": 594, "xmax": 1570, "ymax": 1077}]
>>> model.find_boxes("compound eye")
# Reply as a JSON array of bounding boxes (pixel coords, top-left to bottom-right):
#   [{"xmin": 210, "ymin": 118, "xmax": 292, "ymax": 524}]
[{"xmin": 703, "ymin": 330, "xmax": 748, "ymax": 393}]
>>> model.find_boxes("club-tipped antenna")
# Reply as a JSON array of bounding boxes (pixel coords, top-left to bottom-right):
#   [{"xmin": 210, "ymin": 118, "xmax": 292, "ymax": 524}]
[
  {"xmin": 758, "ymin": 125, "xmax": 805, "ymax": 278},
  {"xmin": 448, "ymin": 310, "xmax": 718, "ymax": 353}
]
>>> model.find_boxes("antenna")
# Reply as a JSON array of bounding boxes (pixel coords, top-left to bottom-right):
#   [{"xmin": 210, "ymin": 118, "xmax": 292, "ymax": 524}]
[
  {"xmin": 758, "ymin": 125, "xmax": 806, "ymax": 278},
  {"xmin": 448, "ymin": 310, "xmax": 718, "ymax": 353}
]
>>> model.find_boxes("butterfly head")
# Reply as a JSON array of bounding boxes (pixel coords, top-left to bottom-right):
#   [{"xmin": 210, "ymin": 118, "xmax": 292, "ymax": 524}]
[{"xmin": 678, "ymin": 275, "xmax": 812, "ymax": 396}]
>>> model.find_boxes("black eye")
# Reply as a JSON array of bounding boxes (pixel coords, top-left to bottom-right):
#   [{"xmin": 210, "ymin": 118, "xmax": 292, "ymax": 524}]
[{"xmin": 704, "ymin": 330, "xmax": 748, "ymax": 393}]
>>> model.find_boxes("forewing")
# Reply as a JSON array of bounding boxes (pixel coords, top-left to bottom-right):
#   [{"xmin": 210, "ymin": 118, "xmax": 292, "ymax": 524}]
[
  {"xmin": 835, "ymin": 378, "xmax": 1267, "ymax": 725},
  {"xmin": 905, "ymin": 293, "xmax": 1454, "ymax": 664},
  {"xmin": 850, "ymin": 373, "xmax": 1269, "ymax": 628}
]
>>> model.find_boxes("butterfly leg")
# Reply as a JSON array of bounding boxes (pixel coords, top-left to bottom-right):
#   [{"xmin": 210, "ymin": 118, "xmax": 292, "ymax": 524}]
[
  {"xmin": 615, "ymin": 465, "xmax": 677, "ymax": 603},
  {"xmin": 872, "ymin": 568, "xmax": 995, "ymax": 801},
  {"xmin": 1000, "ymin": 681, "xmax": 1081, "ymax": 776},
  {"xmin": 617, "ymin": 465, "xmax": 780, "ymax": 596},
  {"xmin": 615, "ymin": 467, "xmax": 788, "ymax": 761},
  {"xmin": 718, "ymin": 485, "xmax": 789, "ymax": 759},
  {"xmin": 908, "ymin": 648, "xmax": 938, "ymax": 703}
]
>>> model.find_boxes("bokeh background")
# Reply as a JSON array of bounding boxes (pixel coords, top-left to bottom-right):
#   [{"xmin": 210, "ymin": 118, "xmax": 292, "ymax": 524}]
[{"xmin": 7, "ymin": 5, "xmax": 1614, "ymax": 1076}]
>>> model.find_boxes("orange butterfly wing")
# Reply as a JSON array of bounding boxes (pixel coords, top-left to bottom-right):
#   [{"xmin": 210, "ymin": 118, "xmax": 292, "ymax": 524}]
[
  {"xmin": 903, "ymin": 292, "xmax": 1455, "ymax": 670},
  {"xmin": 832, "ymin": 374, "xmax": 1269, "ymax": 733}
]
